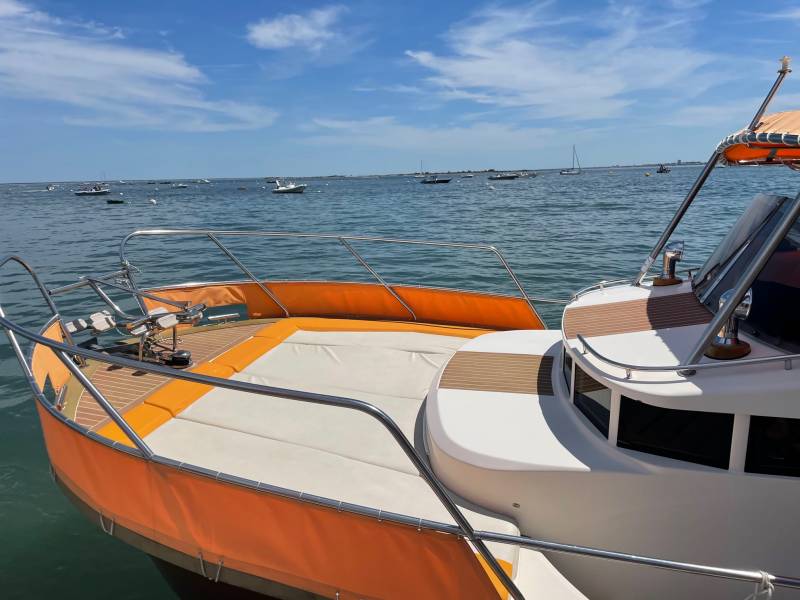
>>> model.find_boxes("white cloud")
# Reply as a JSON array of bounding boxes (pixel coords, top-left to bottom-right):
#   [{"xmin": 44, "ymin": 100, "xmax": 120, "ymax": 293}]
[
  {"xmin": 0, "ymin": 0, "xmax": 277, "ymax": 131},
  {"xmin": 304, "ymin": 115, "xmax": 559, "ymax": 154},
  {"xmin": 247, "ymin": 5, "xmax": 347, "ymax": 53},
  {"xmin": 405, "ymin": 2, "xmax": 718, "ymax": 120}
]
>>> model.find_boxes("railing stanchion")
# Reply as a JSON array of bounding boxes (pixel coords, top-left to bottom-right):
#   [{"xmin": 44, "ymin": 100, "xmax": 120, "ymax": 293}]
[
  {"xmin": 338, "ymin": 237, "xmax": 417, "ymax": 321},
  {"xmin": 206, "ymin": 233, "xmax": 290, "ymax": 317}
]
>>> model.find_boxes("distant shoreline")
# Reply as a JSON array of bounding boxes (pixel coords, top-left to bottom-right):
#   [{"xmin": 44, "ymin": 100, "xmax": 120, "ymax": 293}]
[{"xmin": 1, "ymin": 161, "xmax": 706, "ymax": 185}]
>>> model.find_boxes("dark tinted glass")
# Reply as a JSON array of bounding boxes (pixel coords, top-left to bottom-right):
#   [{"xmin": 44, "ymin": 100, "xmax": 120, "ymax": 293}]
[
  {"xmin": 698, "ymin": 196, "xmax": 791, "ymax": 316},
  {"xmin": 743, "ymin": 220, "xmax": 800, "ymax": 352},
  {"xmin": 746, "ymin": 416, "xmax": 800, "ymax": 477},
  {"xmin": 617, "ymin": 396, "xmax": 733, "ymax": 469},
  {"xmin": 574, "ymin": 365, "xmax": 610, "ymax": 436},
  {"xmin": 563, "ymin": 349, "xmax": 573, "ymax": 392}
]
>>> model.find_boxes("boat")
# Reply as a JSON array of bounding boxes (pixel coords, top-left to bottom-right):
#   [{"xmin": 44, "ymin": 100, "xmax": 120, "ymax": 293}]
[
  {"xmin": 106, "ymin": 198, "xmax": 125, "ymax": 204},
  {"xmin": 46, "ymin": 184, "xmax": 56, "ymax": 191},
  {"xmin": 173, "ymin": 183, "xmax": 188, "ymax": 189},
  {"xmin": 74, "ymin": 184, "xmax": 110, "ymax": 196},
  {"xmin": 657, "ymin": 164, "xmax": 671, "ymax": 173},
  {"xmin": 272, "ymin": 179, "xmax": 307, "ymax": 193},
  {"xmin": 196, "ymin": 179, "xmax": 211, "ymax": 184},
  {"xmin": 462, "ymin": 173, "xmax": 475, "ymax": 178},
  {"xmin": 488, "ymin": 173, "xmax": 520, "ymax": 180},
  {"xmin": 517, "ymin": 172, "xmax": 537, "ymax": 179},
  {"xmin": 420, "ymin": 175, "xmax": 452, "ymax": 184},
  {"xmin": 5, "ymin": 57, "xmax": 800, "ymax": 600},
  {"xmin": 264, "ymin": 178, "xmax": 278, "ymax": 184},
  {"xmin": 560, "ymin": 145, "xmax": 582, "ymax": 175},
  {"xmin": 414, "ymin": 160, "xmax": 426, "ymax": 178}
]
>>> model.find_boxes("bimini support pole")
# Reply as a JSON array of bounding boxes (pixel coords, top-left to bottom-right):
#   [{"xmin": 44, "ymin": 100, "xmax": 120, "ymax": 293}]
[{"xmin": 633, "ymin": 56, "xmax": 792, "ymax": 286}]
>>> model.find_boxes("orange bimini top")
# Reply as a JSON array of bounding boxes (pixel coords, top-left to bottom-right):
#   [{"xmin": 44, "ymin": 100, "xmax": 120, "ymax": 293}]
[{"xmin": 719, "ymin": 111, "xmax": 800, "ymax": 165}]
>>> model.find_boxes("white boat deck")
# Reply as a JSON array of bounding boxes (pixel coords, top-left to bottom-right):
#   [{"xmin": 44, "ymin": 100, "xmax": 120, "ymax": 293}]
[{"xmin": 137, "ymin": 326, "xmax": 585, "ymax": 598}]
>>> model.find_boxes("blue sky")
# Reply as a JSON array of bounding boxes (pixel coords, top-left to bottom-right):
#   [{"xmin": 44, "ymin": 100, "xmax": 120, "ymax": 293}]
[{"xmin": 1, "ymin": 0, "xmax": 799, "ymax": 181}]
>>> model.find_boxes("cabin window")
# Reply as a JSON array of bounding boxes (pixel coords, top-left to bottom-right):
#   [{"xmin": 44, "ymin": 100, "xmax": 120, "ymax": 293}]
[
  {"xmin": 562, "ymin": 349, "xmax": 573, "ymax": 393},
  {"xmin": 746, "ymin": 416, "xmax": 800, "ymax": 477},
  {"xmin": 617, "ymin": 397, "xmax": 733, "ymax": 469},
  {"xmin": 573, "ymin": 365, "xmax": 610, "ymax": 436}
]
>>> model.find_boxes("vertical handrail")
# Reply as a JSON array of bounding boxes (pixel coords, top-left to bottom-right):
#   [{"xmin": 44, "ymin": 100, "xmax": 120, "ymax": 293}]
[
  {"xmin": 206, "ymin": 233, "xmax": 291, "ymax": 317},
  {"xmin": 338, "ymin": 237, "xmax": 417, "ymax": 321},
  {"xmin": 0, "ymin": 304, "xmax": 34, "ymax": 380},
  {"xmin": 0, "ymin": 255, "xmax": 82, "ymax": 364},
  {"xmin": 633, "ymin": 56, "xmax": 792, "ymax": 286}
]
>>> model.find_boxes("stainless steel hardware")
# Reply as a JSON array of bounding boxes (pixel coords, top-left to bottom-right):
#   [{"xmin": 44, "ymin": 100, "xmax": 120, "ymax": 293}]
[
  {"xmin": 705, "ymin": 288, "xmax": 753, "ymax": 359},
  {"xmin": 653, "ymin": 241, "xmax": 685, "ymax": 286}
]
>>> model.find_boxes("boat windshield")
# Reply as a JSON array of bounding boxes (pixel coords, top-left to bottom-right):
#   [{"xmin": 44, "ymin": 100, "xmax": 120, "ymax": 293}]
[
  {"xmin": 693, "ymin": 194, "xmax": 787, "ymax": 294},
  {"xmin": 694, "ymin": 193, "xmax": 800, "ymax": 351}
]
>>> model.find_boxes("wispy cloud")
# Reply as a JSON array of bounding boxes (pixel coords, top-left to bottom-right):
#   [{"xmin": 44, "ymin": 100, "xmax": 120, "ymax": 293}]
[
  {"xmin": 405, "ymin": 1, "xmax": 718, "ymax": 120},
  {"xmin": 0, "ymin": 0, "xmax": 277, "ymax": 131},
  {"xmin": 246, "ymin": 3, "xmax": 371, "ymax": 70},
  {"xmin": 304, "ymin": 115, "xmax": 558, "ymax": 154},
  {"xmin": 247, "ymin": 5, "xmax": 348, "ymax": 53}
]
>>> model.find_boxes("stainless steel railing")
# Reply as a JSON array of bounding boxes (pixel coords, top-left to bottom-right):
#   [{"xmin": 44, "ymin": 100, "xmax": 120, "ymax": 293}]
[
  {"xmin": 119, "ymin": 229, "xmax": 568, "ymax": 325},
  {"xmin": 577, "ymin": 333, "xmax": 800, "ymax": 379},
  {"xmin": 3, "ymin": 255, "xmax": 800, "ymax": 596}
]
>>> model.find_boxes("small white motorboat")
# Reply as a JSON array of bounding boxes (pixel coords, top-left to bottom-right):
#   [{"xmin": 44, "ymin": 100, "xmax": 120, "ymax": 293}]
[
  {"xmin": 173, "ymin": 183, "xmax": 188, "ymax": 189},
  {"xmin": 74, "ymin": 184, "xmax": 110, "ymax": 196},
  {"xmin": 272, "ymin": 180, "xmax": 307, "ymax": 194},
  {"xmin": 46, "ymin": 184, "xmax": 56, "ymax": 191}
]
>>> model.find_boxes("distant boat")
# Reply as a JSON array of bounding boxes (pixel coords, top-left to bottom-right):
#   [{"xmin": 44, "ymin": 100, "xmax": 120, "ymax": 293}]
[
  {"xmin": 46, "ymin": 184, "xmax": 56, "ymax": 191},
  {"xmin": 657, "ymin": 164, "xmax": 671, "ymax": 174},
  {"xmin": 147, "ymin": 181, "xmax": 157, "ymax": 184},
  {"xmin": 173, "ymin": 183, "xmax": 188, "ymax": 189},
  {"xmin": 75, "ymin": 184, "xmax": 110, "ymax": 196},
  {"xmin": 462, "ymin": 173, "xmax": 474, "ymax": 178},
  {"xmin": 237, "ymin": 186, "xmax": 247, "ymax": 191},
  {"xmin": 560, "ymin": 145, "xmax": 582, "ymax": 175},
  {"xmin": 159, "ymin": 181, "xmax": 172, "ymax": 185},
  {"xmin": 414, "ymin": 160, "xmax": 426, "ymax": 178},
  {"xmin": 517, "ymin": 171, "xmax": 537, "ymax": 178},
  {"xmin": 196, "ymin": 179, "xmax": 211, "ymax": 184},
  {"xmin": 420, "ymin": 175, "xmax": 452, "ymax": 184},
  {"xmin": 272, "ymin": 180, "xmax": 307, "ymax": 194},
  {"xmin": 488, "ymin": 173, "xmax": 519, "ymax": 180},
  {"xmin": 264, "ymin": 178, "xmax": 278, "ymax": 184},
  {"xmin": 106, "ymin": 198, "xmax": 125, "ymax": 204}
]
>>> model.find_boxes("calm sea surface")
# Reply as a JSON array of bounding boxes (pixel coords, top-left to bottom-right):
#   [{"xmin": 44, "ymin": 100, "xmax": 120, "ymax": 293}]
[{"xmin": 1, "ymin": 166, "xmax": 798, "ymax": 598}]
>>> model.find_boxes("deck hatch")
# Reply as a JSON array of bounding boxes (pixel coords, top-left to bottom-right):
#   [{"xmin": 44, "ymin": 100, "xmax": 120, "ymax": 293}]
[{"xmin": 439, "ymin": 351, "xmax": 554, "ymax": 395}]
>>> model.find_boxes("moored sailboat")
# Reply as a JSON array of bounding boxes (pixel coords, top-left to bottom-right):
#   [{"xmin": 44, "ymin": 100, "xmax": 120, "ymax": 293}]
[{"xmin": 560, "ymin": 145, "xmax": 582, "ymax": 175}]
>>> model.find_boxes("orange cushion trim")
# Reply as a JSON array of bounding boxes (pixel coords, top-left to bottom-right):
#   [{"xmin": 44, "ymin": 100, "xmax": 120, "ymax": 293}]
[
  {"xmin": 143, "ymin": 280, "xmax": 545, "ymax": 330},
  {"xmin": 145, "ymin": 362, "xmax": 235, "ymax": 417},
  {"xmin": 96, "ymin": 404, "xmax": 172, "ymax": 446}
]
